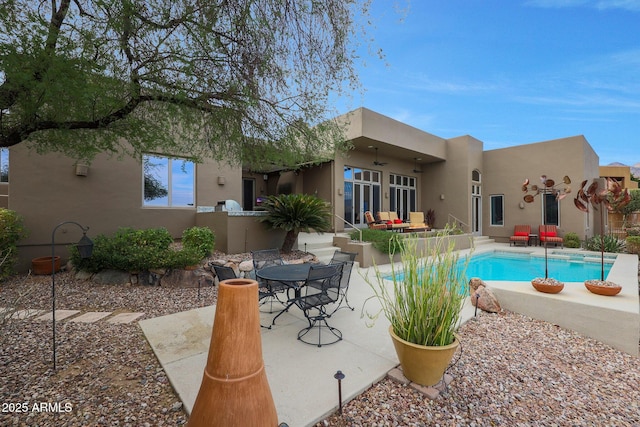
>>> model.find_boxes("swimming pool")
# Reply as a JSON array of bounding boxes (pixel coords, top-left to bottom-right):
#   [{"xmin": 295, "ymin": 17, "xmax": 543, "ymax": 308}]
[{"xmin": 392, "ymin": 250, "xmax": 615, "ymax": 283}]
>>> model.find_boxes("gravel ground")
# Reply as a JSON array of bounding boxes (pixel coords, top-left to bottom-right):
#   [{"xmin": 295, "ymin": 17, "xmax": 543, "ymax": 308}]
[{"xmin": 1, "ymin": 254, "xmax": 640, "ymax": 426}]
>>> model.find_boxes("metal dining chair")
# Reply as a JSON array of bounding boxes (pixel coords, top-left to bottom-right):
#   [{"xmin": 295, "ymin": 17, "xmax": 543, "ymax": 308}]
[
  {"xmin": 290, "ymin": 263, "xmax": 344, "ymax": 347},
  {"xmin": 251, "ymin": 249, "xmax": 295, "ymax": 314},
  {"xmin": 307, "ymin": 250, "xmax": 357, "ymax": 314}
]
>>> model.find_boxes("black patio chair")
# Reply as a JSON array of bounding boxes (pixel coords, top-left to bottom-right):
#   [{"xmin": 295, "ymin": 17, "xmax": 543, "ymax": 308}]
[
  {"xmin": 251, "ymin": 249, "xmax": 293, "ymax": 312},
  {"xmin": 290, "ymin": 263, "xmax": 344, "ymax": 347},
  {"xmin": 212, "ymin": 265, "xmax": 237, "ymax": 283},
  {"xmin": 308, "ymin": 250, "xmax": 357, "ymax": 314}
]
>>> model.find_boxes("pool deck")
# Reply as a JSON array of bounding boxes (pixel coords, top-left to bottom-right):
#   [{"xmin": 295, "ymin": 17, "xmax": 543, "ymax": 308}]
[
  {"xmin": 455, "ymin": 243, "xmax": 640, "ymax": 356},
  {"xmin": 139, "ymin": 239, "xmax": 638, "ymax": 426}
]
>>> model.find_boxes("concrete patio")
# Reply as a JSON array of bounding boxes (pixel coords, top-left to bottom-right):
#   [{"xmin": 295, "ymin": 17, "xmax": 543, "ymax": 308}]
[{"xmin": 139, "ymin": 235, "xmax": 638, "ymax": 426}]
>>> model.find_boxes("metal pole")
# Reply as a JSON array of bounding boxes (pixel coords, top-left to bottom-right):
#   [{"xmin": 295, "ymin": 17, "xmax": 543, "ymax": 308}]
[
  {"xmin": 334, "ymin": 370, "xmax": 345, "ymax": 414},
  {"xmin": 51, "ymin": 221, "xmax": 91, "ymax": 371}
]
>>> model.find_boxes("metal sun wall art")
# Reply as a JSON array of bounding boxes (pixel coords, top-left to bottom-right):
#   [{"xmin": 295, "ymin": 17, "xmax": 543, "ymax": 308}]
[{"xmin": 522, "ymin": 175, "xmax": 572, "ymax": 203}]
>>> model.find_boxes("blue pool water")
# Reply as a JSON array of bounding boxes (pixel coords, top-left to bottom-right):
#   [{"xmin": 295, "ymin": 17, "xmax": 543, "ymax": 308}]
[{"xmin": 392, "ymin": 250, "xmax": 614, "ymax": 283}]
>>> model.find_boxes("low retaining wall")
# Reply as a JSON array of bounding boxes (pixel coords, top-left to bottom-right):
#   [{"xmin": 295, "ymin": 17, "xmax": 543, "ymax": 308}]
[{"xmin": 332, "ymin": 233, "xmax": 474, "ymax": 268}]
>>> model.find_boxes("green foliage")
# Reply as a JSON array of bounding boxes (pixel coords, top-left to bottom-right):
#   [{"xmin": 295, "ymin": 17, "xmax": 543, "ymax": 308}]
[
  {"xmin": 625, "ymin": 226, "xmax": 640, "ymax": 236},
  {"xmin": 625, "ymin": 236, "xmax": 640, "ymax": 255},
  {"xmin": 563, "ymin": 232, "xmax": 581, "ymax": 249},
  {"xmin": 0, "ymin": 208, "xmax": 28, "ymax": 280},
  {"xmin": 0, "ymin": 1, "xmax": 375, "ymax": 169},
  {"xmin": 71, "ymin": 226, "xmax": 214, "ymax": 273},
  {"xmin": 584, "ymin": 234, "xmax": 626, "ymax": 253},
  {"xmin": 349, "ymin": 229, "xmax": 405, "ymax": 254},
  {"xmin": 618, "ymin": 189, "xmax": 640, "ymax": 217},
  {"xmin": 259, "ymin": 193, "xmax": 332, "ymax": 252},
  {"xmin": 181, "ymin": 226, "xmax": 215, "ymax": 259},
  {"xmin": 362, "ymin": 232, "xmax": 469, "ymax": 347}
]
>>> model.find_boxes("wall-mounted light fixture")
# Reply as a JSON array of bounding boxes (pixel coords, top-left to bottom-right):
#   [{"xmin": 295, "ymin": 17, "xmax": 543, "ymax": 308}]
[
  {"xmin": 263, "ymin": 174, "xmax": 268, "ymax": 181},
  {"xmin": 337, "ymin": 188, "xmax": 343, "ymax": 196},
  {"xmin": 440, "ymin": 194, "xmax": 445, "ymax": 200},
  {"xmin": 75, "ymin": 164, "xmax": 89, "ymax": 177},
  {"xmin": 519, "ymin": 201, "xmax": 525, "ymax": 209},
  {"xmin": 217, "ymin": 176, "xmax": 226, "ymax": 185}
]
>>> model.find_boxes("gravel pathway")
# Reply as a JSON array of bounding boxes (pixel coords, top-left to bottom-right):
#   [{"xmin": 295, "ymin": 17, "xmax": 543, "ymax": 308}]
[{"xmin": 1, "ymin": 260, "xmax": 639, "ymax": 426}]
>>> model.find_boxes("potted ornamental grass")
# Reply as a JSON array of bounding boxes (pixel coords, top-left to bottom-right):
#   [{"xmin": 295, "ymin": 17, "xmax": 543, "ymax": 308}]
[{"xmin": 362, "ymin": 229, "xmax": 469, "ymax": 386}]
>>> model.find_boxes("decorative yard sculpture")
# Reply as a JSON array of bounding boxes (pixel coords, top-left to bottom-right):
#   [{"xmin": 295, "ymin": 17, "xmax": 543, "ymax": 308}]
[
  {"xmin": 574, "ymin": 178, "xmax": 630, "ymax": 295},
  {"xmin": 522, "ymin": 175, "xmax": 571, "ymax": 292}
]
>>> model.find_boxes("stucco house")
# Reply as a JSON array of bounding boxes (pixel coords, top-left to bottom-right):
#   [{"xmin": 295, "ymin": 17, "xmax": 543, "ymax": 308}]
[{"xmin": 5, "ymin": 107, "xmax": 610, "ymax": 271}]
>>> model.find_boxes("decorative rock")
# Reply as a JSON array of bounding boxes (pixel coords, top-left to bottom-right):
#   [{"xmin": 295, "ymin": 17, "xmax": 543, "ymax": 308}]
[
  {"xmin": 238, "ymin": 260, "xmax": 253, "ymax": 273},
  {"xmin": 469, "ymin": 277, "xmax": 501, "ymax": 313}
]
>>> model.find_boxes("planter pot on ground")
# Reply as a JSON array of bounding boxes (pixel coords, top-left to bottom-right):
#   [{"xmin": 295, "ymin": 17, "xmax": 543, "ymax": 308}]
[
  {"xmin": 584, "ymin": 280, "xmax": 622, "ymax": 296},
  {"xmin": 531, "ymin": 278, "xmax": 564, "ymax": 294},
  {"xmin": 31, "ymin": 256, "xmax": 61, "ymax": 275},
  {"xmin": 389, "ymin": 326, "xmax": 459, "ymax": 387}
]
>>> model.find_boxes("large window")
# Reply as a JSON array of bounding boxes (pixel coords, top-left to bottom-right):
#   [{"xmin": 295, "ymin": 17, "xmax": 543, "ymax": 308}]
[
  {"xmin": 543, "ymin": 192, "xmax": 559, "ymax": 226},
  {"xmin": 389, "ymin": 173, "xmax": 416, "ymax": 220},
  {"xmin": 0, "ymin": 148, "xmax": 8, "ymax": 182},
  {"xmin": 490, "ymin": 195, "xmax": 504, "ymax": 226},
  {"xmin": 143, "ymin": 154, "xmax": 194, "ymax": 207}
]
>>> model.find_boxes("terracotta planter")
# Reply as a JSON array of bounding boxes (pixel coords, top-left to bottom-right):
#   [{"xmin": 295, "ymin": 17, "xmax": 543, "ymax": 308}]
[
  {"xmin": 31, "ymin": 256, "xmax": 61, "ymax": 275},
  {"xmin": 389, "ymin": 326, "xmax": 459, "ymax": 387},
  {"xmin": 187, "ymin": 278, "xmax": 278, "ymax": 427},
  {"xmin": 531, "ymin": 278, "xmax": 564, "ymax": 294},
  {"xmin": 584, "ymin": 280, "xmax": 622, "ymax": 296}
]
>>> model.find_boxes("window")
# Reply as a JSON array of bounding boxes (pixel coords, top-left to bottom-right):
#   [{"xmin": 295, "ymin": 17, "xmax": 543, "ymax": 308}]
[
  {"xmin": 143, "ymin": 154, "xmax": 194, "ymax": 207},
  {"xmin": 0, "ymin": 148, "xmax": 8, "ymax": 183},
  {"xmin": 490, "ymin": 195, "xmax": 504, "ymax": 226},
  {"xmin": 543, "ymin": 192, "xmax": 559, "ymax": 226}
]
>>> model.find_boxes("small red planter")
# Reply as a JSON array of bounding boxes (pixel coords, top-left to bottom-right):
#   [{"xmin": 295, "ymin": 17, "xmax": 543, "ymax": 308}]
[
  {"xmin": 531, "ymin": 278, "xmax": 564, "ymax": 294},
  {"xmin": 31, "ymin": 256, "xmax": 61, "ymax": 275},
  {"xmin": 584, "ymin": 280, "xmax": 622, "ymax": 296}
]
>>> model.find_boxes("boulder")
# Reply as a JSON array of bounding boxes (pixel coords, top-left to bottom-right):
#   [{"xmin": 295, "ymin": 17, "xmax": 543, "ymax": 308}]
[{"xmin": 468, "ymin": 277, "xmax": 501, "ymax": 313}]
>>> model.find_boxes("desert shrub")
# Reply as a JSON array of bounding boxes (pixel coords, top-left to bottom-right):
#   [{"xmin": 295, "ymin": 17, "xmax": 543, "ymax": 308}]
[
  {"xmin": 350, "ymin": 228, "xmax": 405, "ymax": 254},
  {"xmin": 563, "ymin": 232, "xmax": 581, "ymax": 249},
  {"xmin": 625, "ymin": 236, "xmax": 640, "ymax": 255},
  {"xmin": 181, "ymin": 226, "xmax": 215, "ymax": 258},
  {"xmin": 585, "ymin": 234, "xmax": 626, "ymax": 253},
  {"xmin": 71, "ymin": 227, "xmax": 175, "ymax": 273},
  {"xmin": 0, "ymin": 209, "xmax": 28, "ymax": 280}
]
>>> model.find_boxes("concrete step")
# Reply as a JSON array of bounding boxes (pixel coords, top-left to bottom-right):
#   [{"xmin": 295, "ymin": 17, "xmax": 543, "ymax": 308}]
[{"xmin": 473, "ymin": 236, "xmax": 495, "ymax": 247}]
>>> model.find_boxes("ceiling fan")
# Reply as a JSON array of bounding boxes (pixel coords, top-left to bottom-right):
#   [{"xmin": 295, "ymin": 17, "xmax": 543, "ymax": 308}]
[
  {"xmin": 413, "ymin": 157, "xmax": 423, "ymax": 173},
  {"xmin": 372, "ymin": 147, "xmax": 388, "ymax": 166}
]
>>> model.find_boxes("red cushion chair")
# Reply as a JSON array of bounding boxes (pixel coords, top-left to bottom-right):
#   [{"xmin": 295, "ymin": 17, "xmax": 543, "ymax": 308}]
[
  {"xmin": 539, "ymin": 225, "xmax": 563, "ymax": 247},
  {"xmin": 509, "ymin": 225, "xmax": 531, "ymax": 246}
]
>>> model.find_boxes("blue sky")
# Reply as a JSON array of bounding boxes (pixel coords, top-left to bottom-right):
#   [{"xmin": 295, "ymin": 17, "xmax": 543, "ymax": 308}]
[{"xmin": 344, "ymin": 0, "xmax": 640, "ymax": 166}]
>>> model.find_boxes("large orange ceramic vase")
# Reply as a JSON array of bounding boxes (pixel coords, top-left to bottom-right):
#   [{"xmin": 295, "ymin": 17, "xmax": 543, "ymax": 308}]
[{"xmin": 187, "ymin": 278, "xmax": 278, "ymax": 427}]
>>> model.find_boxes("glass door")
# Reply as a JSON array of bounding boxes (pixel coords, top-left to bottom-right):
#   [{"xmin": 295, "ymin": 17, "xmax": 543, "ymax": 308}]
[{"xmin": 344, "ymin": 166, "xmax": 381, "ymax": 227}]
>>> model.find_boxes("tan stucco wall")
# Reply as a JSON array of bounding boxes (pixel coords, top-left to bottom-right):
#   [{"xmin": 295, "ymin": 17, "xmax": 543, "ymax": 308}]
[
  {"xmin": 483, "ymin": 135, "xmax": 599, "ymax": 243},
  {"xmin": 600, "ymin": 165, "xmax": 639, "ymax": 190},
  {"xmin": 9, "ymin": 144, "xmax": 242, "ymax": 270}
]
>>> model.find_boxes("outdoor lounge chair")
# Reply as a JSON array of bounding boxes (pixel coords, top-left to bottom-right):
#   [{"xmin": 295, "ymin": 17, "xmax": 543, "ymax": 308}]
[
  {"xmin": 509, "ymin": 225, "xmax": 531, "ymax": 246},
  {"xmin": 406, "ymin": 212, "xmax": 430, "ymax": 232},
  {"xmin": 539, "ymin": 225, "xmax": 564, "ymax": 248},
  {"xmin": 377, "ymin": 211, "xmax": 409, "ymax": 231},
  {"xmin": 364, "ymin": 211, "xmax": 388, "ymax": 230}
]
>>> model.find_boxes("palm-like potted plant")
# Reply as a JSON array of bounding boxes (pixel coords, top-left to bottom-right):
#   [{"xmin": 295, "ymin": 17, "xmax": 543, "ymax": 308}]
[
  {"xmin": 258, "ymin": 193, "xmax": 332, "ymax": 253},
  {"xmin": 522, "ymin": 175, "xmax": 571, "ymax": 294},
  {"xmin": 362, "ymin": 230, "xmax": 469, "ymax": 386},
  {"xmin": 574, "ymin": 178, "xmax": 630, "ymax": 296}
]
